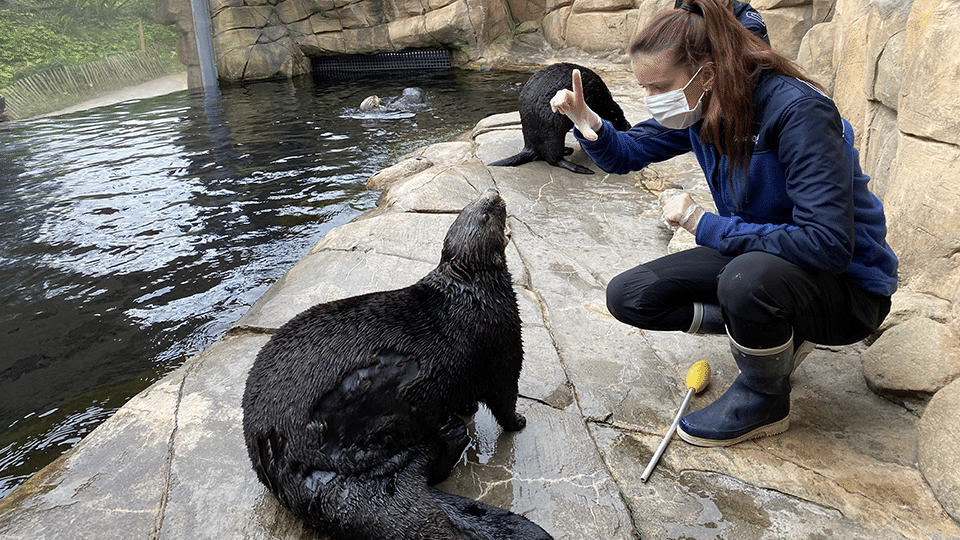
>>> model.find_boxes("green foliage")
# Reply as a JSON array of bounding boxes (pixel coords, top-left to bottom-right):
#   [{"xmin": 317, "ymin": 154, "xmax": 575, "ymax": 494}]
[{"xmin": 0, "ymin": 0, "xmax": 179, "ymax": 88}]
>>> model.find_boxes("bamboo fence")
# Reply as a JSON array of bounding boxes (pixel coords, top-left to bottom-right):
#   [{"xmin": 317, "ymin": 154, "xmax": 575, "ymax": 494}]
[{"xmin": 0, "ymin": 49, "xmax": 179, "ymax": 120}]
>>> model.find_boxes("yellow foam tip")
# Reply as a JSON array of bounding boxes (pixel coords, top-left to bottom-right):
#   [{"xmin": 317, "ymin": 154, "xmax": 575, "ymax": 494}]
[{"xmin": 686, "ymin": 360, "xmax": 711, "ymax": 393}]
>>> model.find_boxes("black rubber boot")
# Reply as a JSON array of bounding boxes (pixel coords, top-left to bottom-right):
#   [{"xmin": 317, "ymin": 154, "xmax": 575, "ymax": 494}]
[
  {"xmin": 686, "ymin": 302, "xmax": 815, "ymax": 371},
  {"xmin": 677, "ymin": 334, "xmax": 794, "ymax": 447},
  {"xmin": 792, "ymin": 339, "xmax": 816, "ymax": 374},
  {"xmin": 685, "ymin": 302, "xmax": 726, "ymax": 335}
]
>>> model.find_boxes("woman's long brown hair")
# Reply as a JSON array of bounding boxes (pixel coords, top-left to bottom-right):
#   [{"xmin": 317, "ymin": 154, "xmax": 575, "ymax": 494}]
[{"xmin": 629, "ymin": 0, "xmax": 820, "ymax": 197}]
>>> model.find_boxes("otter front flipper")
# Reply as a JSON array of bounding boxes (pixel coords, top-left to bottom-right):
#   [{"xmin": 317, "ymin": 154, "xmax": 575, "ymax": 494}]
[
  {"xmin": 555, "ymin": 159, "xmax": 595, "ymax": 175},
  {"xmin": 488, "ymin": 147, "xmax": 538, "ymax": 168},
  {"xmin": 429, "ymin": 414, "xmax": 470, "ymax": 484}
]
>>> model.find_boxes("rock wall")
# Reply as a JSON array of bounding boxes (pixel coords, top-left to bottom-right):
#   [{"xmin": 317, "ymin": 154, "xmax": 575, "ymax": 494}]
[
  {"xmin": 796, "ymin": 0, "xmax": 960, "ymax": 402},
  {"xmin": 153, "ymin": 0, "xmax": 836, "ymax": 84},
  {"xmin": 157, "ymin": 0, "xmax": 519, "ymax": 82},
  {"xmin": 813, "ymin": 3, "xmax": 960, "ymax": 516}
]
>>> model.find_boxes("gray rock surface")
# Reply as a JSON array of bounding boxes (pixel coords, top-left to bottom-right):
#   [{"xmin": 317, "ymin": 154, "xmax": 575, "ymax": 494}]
[
  {"xmin": 1, "ymin": 70, "xmax": 958, "ymax": 540},
  {"xmin": 919, "ymin": 377, "xmax": 960, "ymax": 526},
  {"xmin": 863, "ymin": 316, "xmax": 960, "ymax": 399}
]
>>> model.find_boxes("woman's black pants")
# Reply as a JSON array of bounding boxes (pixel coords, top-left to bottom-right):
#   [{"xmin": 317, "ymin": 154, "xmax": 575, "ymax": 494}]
[{"xmin": 605, "ymin": 247, "xmax": 891, "ymax": 349}]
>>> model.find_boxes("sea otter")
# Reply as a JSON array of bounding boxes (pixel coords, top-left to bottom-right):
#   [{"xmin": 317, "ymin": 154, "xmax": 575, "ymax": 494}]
[
  {"xmin": 359, "ymin": 94, "xmax": 382, "ymax": 111},
  {"xmin": 359, "ymin": 87, "xmax": 426, "ymax": 112},
  {"xmin": 489, "ymin": 62, "xmax": 631, "ymax": 174},
  {"xmin": 242, "ymin": 189, "xmax": 553, "ymax": 540}
]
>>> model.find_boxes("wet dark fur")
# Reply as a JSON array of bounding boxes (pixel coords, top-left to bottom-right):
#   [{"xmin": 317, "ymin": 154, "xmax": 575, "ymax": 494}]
[
  {"xmin": 242, "ymin": 189, "xmax": 552, "ymax": 540},
  {"xmin": 489, "ymin": 62, "xmax": 631, "ymax": 174}
]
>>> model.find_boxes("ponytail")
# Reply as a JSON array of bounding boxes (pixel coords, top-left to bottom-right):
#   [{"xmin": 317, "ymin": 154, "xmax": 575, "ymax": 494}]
[{"xmin": 631, "ymin": 0, "xmax": 821, "ymax": 198}]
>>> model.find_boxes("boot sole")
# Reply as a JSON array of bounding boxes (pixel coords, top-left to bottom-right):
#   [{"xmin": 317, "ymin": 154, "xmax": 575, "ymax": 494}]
[{"xmin": 677, "ymin": 417, "xmax": 789, "ymax": 447}]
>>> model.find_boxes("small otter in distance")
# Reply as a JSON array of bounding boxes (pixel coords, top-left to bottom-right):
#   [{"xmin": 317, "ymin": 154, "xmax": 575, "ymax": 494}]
[
  {"xmin": 489, "ymin": 62, "xmax": 631, "ymax": 174},
  {"xmin": 360, "ymin": 87, "xmax": 427, "ymax": 111}
]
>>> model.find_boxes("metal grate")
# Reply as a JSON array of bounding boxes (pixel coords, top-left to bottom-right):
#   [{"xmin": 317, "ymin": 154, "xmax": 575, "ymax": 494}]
[{"xmin": 312, "ymin": 50, "xmax": 451, "ymax": 76}]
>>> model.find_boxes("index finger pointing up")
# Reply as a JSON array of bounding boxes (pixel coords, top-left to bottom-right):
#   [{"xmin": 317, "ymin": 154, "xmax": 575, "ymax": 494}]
[{"xmin": 571, "ymin": 69, "xmax": 583, "ymax": 103}]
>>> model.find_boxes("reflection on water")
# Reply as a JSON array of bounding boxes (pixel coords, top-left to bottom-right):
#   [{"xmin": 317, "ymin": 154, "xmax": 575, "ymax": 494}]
[{"xmin": 0, "ymin": 69, "xmax": 527, "ymax": 498}]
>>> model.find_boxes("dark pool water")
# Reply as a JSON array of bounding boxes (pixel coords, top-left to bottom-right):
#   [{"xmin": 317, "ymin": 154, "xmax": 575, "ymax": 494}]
[{"xmin": 0, "ymin": 68, "xmax": 528, "ymax": 498}]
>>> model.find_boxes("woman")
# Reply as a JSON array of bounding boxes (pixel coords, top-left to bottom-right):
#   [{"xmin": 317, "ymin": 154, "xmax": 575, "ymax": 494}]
[{"xmin": 550, "ymin": 0, "xmax": 898, "ymax": 447}]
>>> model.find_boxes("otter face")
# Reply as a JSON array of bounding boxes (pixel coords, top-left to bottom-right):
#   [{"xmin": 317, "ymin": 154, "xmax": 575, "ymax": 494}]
[
  {"xmin": 360, "ymin": 95, "xmax": 382, "ymax": 111},
  {"xmin": 440, "ymin": 189, "xmax": 510, "ymax": 274}
]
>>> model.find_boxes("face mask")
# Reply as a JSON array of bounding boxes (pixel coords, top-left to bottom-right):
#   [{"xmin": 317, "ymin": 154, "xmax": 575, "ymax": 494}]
[{"xmin": 644, "ymin": 66, "xmax": 705, "ymax": 129}]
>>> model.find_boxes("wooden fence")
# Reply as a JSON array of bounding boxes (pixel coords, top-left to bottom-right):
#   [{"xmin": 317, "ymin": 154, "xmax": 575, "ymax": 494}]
[{"xmin": 0, "ymin": 49, "xmax": 180, "ymax": 120}]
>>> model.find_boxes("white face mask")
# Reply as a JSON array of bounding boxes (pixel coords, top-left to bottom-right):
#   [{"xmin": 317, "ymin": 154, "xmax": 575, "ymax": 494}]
[{"xmin": 644, "ymin": 66, "xmax": 705, "ymax": 130}]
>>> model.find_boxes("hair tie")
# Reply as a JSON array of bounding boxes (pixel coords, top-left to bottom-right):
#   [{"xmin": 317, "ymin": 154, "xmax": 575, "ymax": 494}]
[{"xmin": 680, "ymin": 2, "xmax": 703, "ymax": 15}]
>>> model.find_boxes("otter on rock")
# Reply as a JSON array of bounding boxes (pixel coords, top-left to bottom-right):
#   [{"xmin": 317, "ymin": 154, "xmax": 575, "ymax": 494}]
[
  {"xmin": 242, "ymin": 189, "xmax": 553, "ymax": 540},
  {"xmin": 489, "ymin": 62, "xmax": 631, "ymax": 175}
]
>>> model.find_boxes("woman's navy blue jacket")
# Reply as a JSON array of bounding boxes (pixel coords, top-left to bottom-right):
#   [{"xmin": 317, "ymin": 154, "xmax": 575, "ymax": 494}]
[{"xmin": 576, "ymin": 72, "xmax": 899, "ymax": 297}]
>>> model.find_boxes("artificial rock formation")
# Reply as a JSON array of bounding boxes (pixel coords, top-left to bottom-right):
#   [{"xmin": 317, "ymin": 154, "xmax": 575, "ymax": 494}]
[
  {"xmin": 795, "ymin": 0, "xmax": 960, "ymax": 400},
  {"xmin": 154, "ymin": 0, "xmax": 835, "ymax": 84}
]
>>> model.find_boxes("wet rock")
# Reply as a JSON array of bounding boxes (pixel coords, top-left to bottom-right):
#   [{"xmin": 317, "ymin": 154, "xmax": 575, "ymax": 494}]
[
  {"xmin": 415, "ymin": 141, "xmax": 476, "ymax": 165},
  {"xmin": 368, "ymin": 141, "xmax": 478, "ymax": 192},
  {"xmin": 594, "ymin": 424, "xmax": 916, "ymax": 540},
  {"xmin": 377, "ymin": 159, "xmax": 497, "ymax": 214},
  {"xmin": 235, "ymin": 248, "xmax": 437, "ymax": 330},
  {"xmin": 516, "ymin": 289, "xmax": 576, "ymax": 410},
  {"xmin": 437, "ymin": 400, "xmax": 636, "ymax": 540},
  {"xmin": 366, "ymin": 156, "xmax": 434, "ymax": 189}
]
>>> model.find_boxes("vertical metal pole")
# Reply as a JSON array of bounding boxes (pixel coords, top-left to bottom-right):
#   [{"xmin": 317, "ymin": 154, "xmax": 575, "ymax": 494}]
[{"xmin": 189, "ymin": 0, "xmax": 219, "ymax": 89}]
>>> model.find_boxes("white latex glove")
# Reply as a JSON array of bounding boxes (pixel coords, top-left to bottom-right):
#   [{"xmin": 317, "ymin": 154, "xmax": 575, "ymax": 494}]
[
  {"xmin": 662, "ymin": 192, "xmax": 706, "ymax": 235},
  {"xmin": 549, "ymin": 69, "xmax": 603, "ymax": 141}
]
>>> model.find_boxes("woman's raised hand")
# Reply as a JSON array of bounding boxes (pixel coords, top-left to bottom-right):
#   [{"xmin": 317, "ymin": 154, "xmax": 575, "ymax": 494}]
[{"xmin": 550, "ymin": 69, "xmax": 603, "ymax": 141}]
